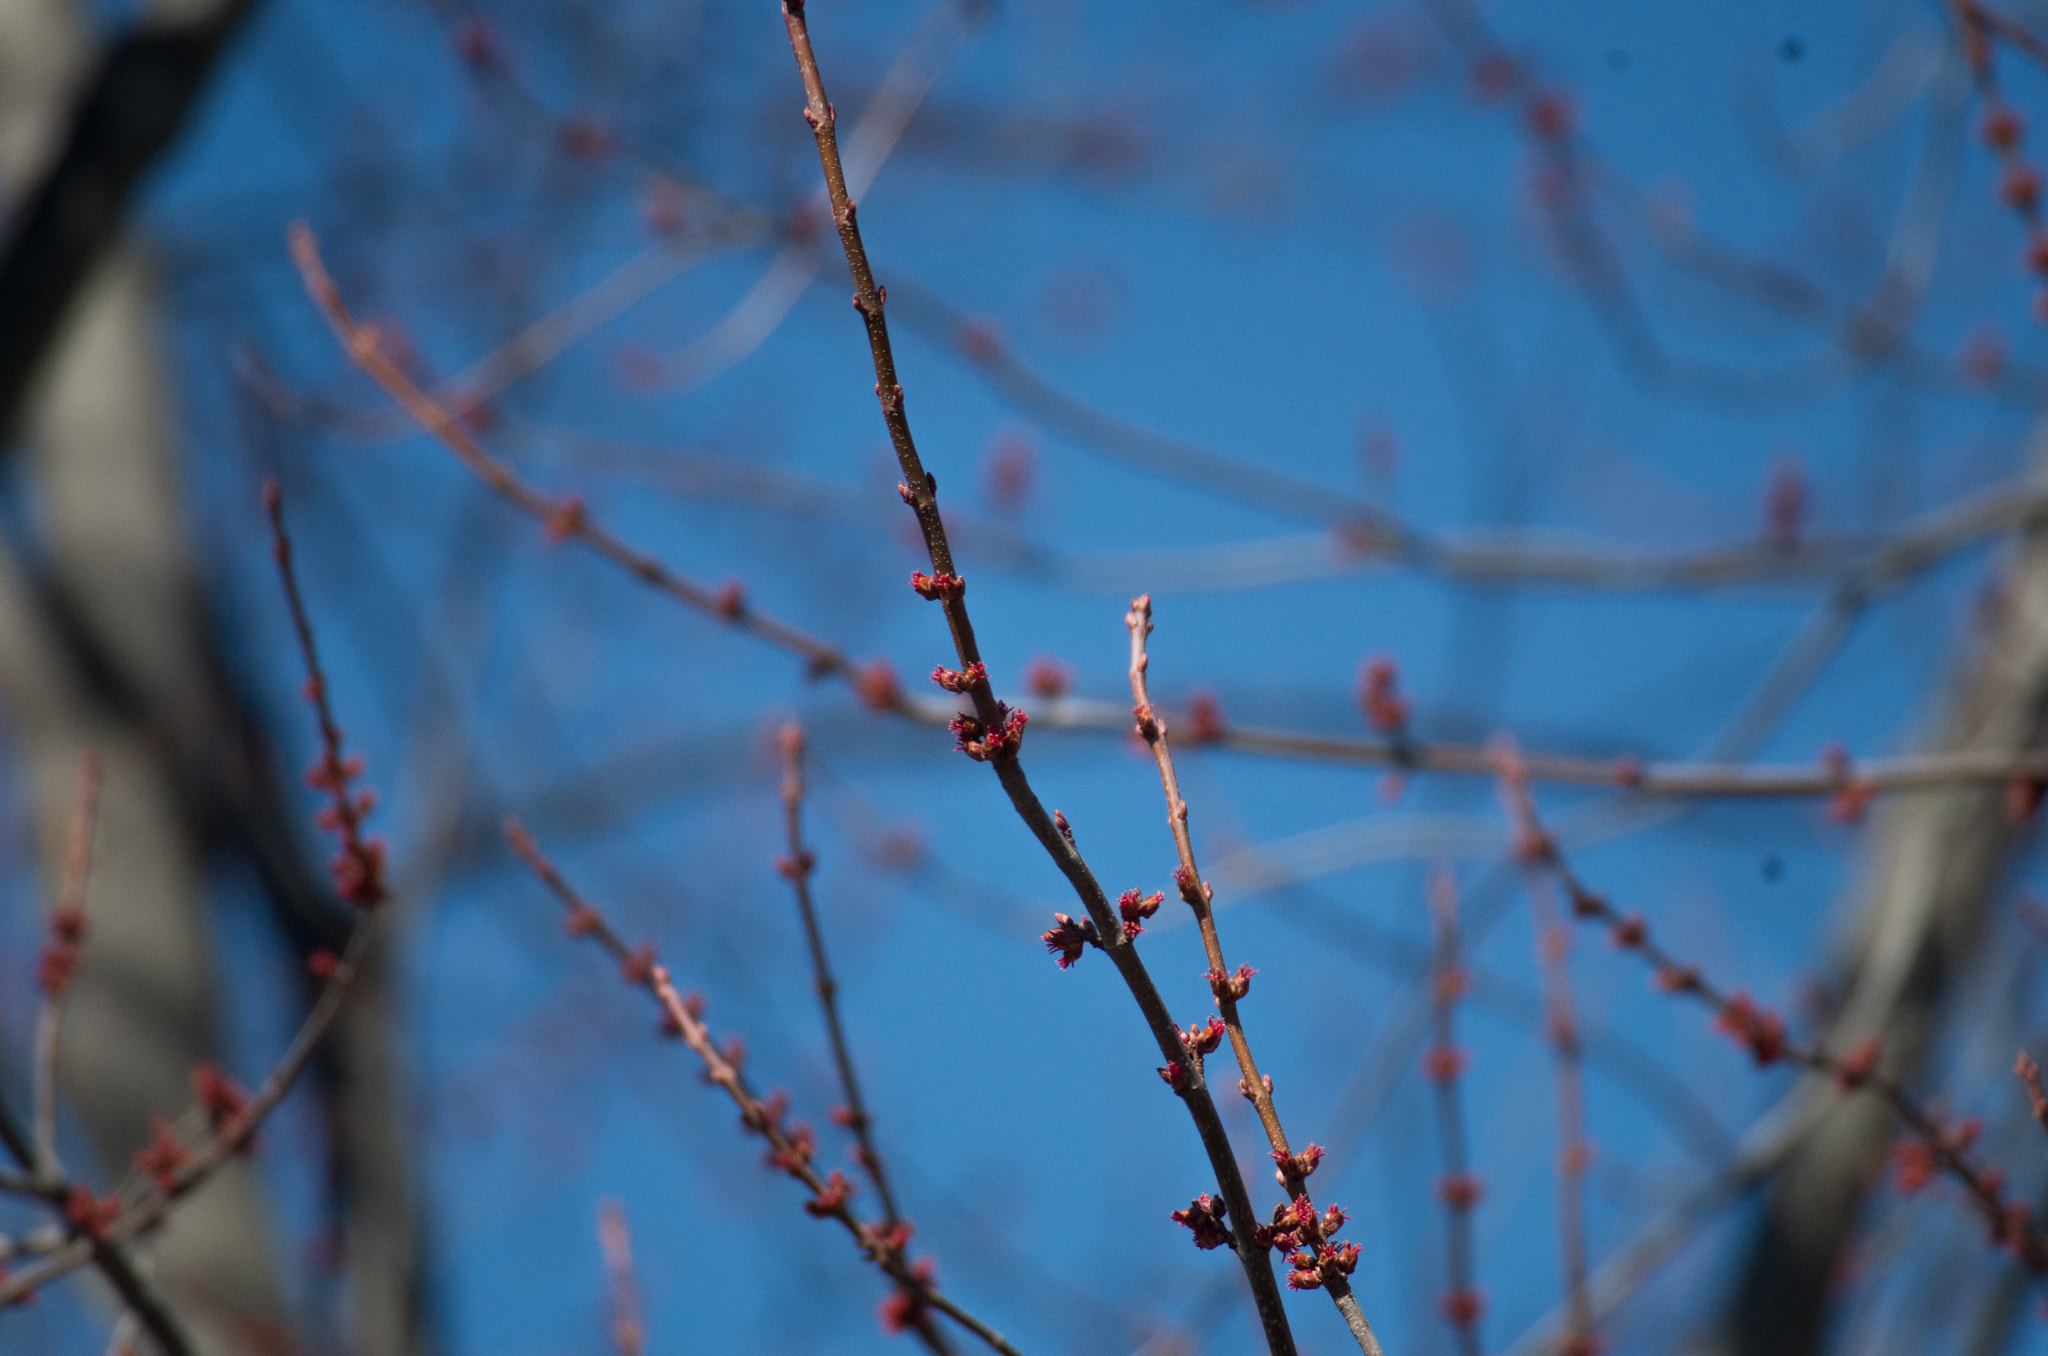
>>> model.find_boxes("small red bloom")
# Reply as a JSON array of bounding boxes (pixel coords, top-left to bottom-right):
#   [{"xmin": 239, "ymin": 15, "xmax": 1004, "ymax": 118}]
[
  {"xmin": 193, "ymin": 1064, "xmax": 251, "ymax": 1135},
  {"xmin": 1359, "ymin": 657, "xmax": 1410, "ymax": 735},
  {"xmin": 64, "ymin": 1186, "xmax": 119, "ymax": 1240},
  {"xmin": 1894, "ymin": 1139, "xmax": 1937, "ymax": 1194},
  {"xmin": 1182, "ymin": 1017, "xmax": 1225, "ymax": 1057},
  {"xmin": 1986, "ymin": 106, "xmax": 2025, "ymax": 150},
  {"xmin": 1042, "ymin": 913, "xmax": 1099, "ymax": 968},
  {"xmin": 803, "ymin": 1170, "xmax": 857, "ymax": 1217},
  {"xmin": 1713, "ymin": 991, "xmax": 1786, "ymax": 1066},
  {"xmin": 134, "ymin": 1117, "xmax": 191, "ymax": 1193},
  {"xmin": 1208, "ymin": 963, "xmax": 1254, "ymax": 1002},
  {"xmin": 1118, "ymin": 889, "xmax": 1163, "ymax": 938},
  {"xmin": 908, "ymin": 571, "xmax": 966, "ymax": 602},
  {"xmin": 929, "ymin": 662, "xmax": 987, "ymax": 694},
  {"xmin": 1169, "ymin": 1193, "xmax": 1232, "ymax": 1250},
  {"xmin": 542, "ymin": 495, "xmax": 585, "ymax": 545}
]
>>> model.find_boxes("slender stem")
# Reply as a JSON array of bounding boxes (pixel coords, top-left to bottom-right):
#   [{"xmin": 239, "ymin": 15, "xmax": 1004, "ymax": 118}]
[
  {"xmin": 597, "ymin": 1200, "xmax": 645, "ymax": 1356},
  {"xmin": 1502, "ymin": 775, "xmax": 2048, "ymax": 1276},
  {"xmin": 283, "ymin": 228, "xmax": 2048, "ymax": 807},
  {"xmin": 1125, "ymin": 596, "xmax": 1381, "ymax": 1353},
  {"xmin": 506, "ymin": 821, "xmax": 1021, "ymax": 1356},
  {"xmin": 772, "ymin": 6, "xmax": 1299, "ymax": 1349},
  {"xmin": 1426, "ymin": 868, "xmax": 1484, "ymax": 1356},
  {"xmin": 776, "ymin": 723, "xmax": 956, "ymax": 1356},
  {"xmin": 0, "ymin": 1096, "xmax": 195, "ymax": 1356},
  {"xmin": 34, "ymin": 753, "xmax": 102, "ymax": 1180}
]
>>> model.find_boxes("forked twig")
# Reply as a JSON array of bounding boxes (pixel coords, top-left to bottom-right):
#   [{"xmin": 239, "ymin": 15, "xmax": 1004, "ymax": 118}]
[{"xmin": 774, "ymin": 3, "xmax": 1299, "ymax": 1345}]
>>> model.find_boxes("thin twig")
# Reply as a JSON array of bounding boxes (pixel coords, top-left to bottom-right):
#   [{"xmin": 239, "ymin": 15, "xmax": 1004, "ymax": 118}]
[
  {"xmin": 1125, "ymin": 596, "xmax": 1380, "ymax": 1354},
  {"xmin": 504, "ymin": 820, "xmax": 1021, "ymax": 1355},
  {"xmin": 1501, "ymin": 781, "xmax": 2048, "ymax": 1277},
  {"xmin": 286, "ymin": 227, "xmax": 2048, "ymax": 806},
  {"xmin": 597, "ymin": 1200, "xmax": 645, "ymax": 1356},
  {"xmin": 772, "ymin": 5, "xmax": 1299, "ymax": 1346},
  {"xmin": 1502, "ymin": 755, "xmax": 1598, "ymax": 1356},
  {"xmin": 0, "ymin": 484, "xmax": 380, "ymax": 1311},
  {"xmin": 34, "ymin": 752, "xmax": 102, "ymax": 1180},
  {"xmin": 775, "ymin": 724, "xmax": 956, "ymax": 1356},
  {"xmin": 1426, "ymin": 867, "xmax": 1484, "ymax": 1356}
]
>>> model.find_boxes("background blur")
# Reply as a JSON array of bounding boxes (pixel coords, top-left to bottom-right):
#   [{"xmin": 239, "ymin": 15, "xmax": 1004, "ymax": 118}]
[{"xmin": 5, "ymin": 0, "xmax": 2048, "ymax": 1352}]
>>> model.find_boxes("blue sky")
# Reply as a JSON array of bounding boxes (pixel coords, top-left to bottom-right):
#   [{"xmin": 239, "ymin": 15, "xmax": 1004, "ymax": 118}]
[{"xmin": 11, "ymin": 0, "xmax": 2048, "ymax": 1351}]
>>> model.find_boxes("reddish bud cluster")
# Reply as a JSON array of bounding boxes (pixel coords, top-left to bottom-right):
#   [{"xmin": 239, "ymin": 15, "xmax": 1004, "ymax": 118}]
[
  {"xmin": 1180, "ymin": 1016, "xmax": 1226, "ymax": 1059},
  {"xmin": 307, "ymin": 747, "xmax": 387, "ymax": 908},
  {"xmin": 1208, "ymin": 963, "xmax": 1254, "ymax": 1002},
  {"xmin": 1359, "ymin": 656, "xmax": 1409, "ymax": 735},
  {"xmin": 878, "ymin": 1258, "xmax": 938, "ymax": 1334},
  {"xmin": 802, "ymin": 1169, "xmax": 858, "ymax": 1218},
  {"xmin": 1170, "ymin": 1193, "xmax": 1232, "ymax": 1250},
  {"xmin": 1836, "ymin": 1036, "xmax": 1882, "ymax": 1090},
  {"xmin": 1158, "ymin": 1061, "xmax": 1190, "ymax": 1092},
  {"xmin": 1118, "ymin": 889, "xmax": 1163, "ymax": 938},
  {"xmin": 1186, "ymin": 691, "xmax": 1226, "ymax": 744},
  {"xmin": 64, "ymin": 1186, "xmax": 120, "ymax": 1240},
  {"xmin": 908, "ymin": 571, "xmax": 965, "ymax": 602},
  {"xmin": 37, "ymin": 906, "xmax": 87, "ymax": 996},
  {"xmin": 1171, "ymin": 865, "xmax": 1212, "ymax": 906},
  {"xmin": 1894, "ymin": 1138, "xmax": 1938, "ymax": 1194},
  {"xmin": 1525, "ymin": 89, "xmax": 1575, "ymax": 141},
  {"xmin": 1712, "ymin": 991, "xmax": 1786, "ymax": 1066},
  {"xmin": 929, "ymin": 662, "xmax": 987, "ymax": 694},
  {"xmin": 949, "ymin": 705, "xmax": 1027, "ymax": 761},
  {"xmin": 712, "ymin": 580, "xmax": 746, "ymax": 620},
  {"xmin": 542, "ymin": 494, "xmax": 585, "ymax": 545},
  {"xmin": 134, "ymin": 1116, "xmax": 192, "ymax": 1193},
  {"xmin": 193, "ymin": 1063, "xmax": 252, "ymax": 1142},
  {"xmin": 1424, "ymin": 1045, "xmax": 1468, "ymax": 1083},
  {"xmin": 1042, "ymin": 913, "xmax": 1100, "ymax": 968},
  {"xmin": 1254, "ymin": 1194, "xmax": 1361, "ymax": 1290},
  {"xmin": 1272, "ymin": 1144, "xmax": 1325, "ymax": 1183}
]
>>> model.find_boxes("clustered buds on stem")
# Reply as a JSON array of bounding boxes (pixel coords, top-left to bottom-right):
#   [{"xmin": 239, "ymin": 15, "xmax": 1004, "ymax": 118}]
[
  {"xmin": 1041, "ymin": 913, "xmax": 1100, "ymax": 968},
  {"xmin": 930, "ymin": 662, "xmax": 987, "ymax": 694},
  {"xmin": 192, "ymin": 1064, "xmax": 255, "ymax": 1155},
  {"xmin": 1180, "ymin": 1017, "xmax": 1226, "ymax": 1059},
  {"xmin": 1207, "ymin": 964, "xmax": 1254, "ymax": 1002},
  {"xmin": 908, "ymin": 571, "xmax": 965, "ymax": 602},
  {"xmin": 950, "ymin": 705, "xmax": 1027, "ymax": 761},
  {"xmin": 1248, "ymin": 1192, "xmax": 1360, "ymax": 1290},
  {"xmin": 36, "ymin": 906, "xmax": 87, "ymax": 997},
  {"xmin": 1170, "ymin": 1193, "xmax": 1232, "ymax": 1250},
  {"xmin": 1272, "ymin": 1143, "xmax": 1324, "ymax": 1183},
  {"xmin": 1359, "ymin": 656, "xmax": 1410, "ymax": 738},
  {"xmin": 133, "ymin": 1117, "xmax": 192, "ymax": 1193},
  {"xmin": 1118, "ymin": 888, "xmax": 1163, "ymax": 938},
  {"xmin": 1712, "ymin": 991, "xmax": 1787, "ymax": 1066}
]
